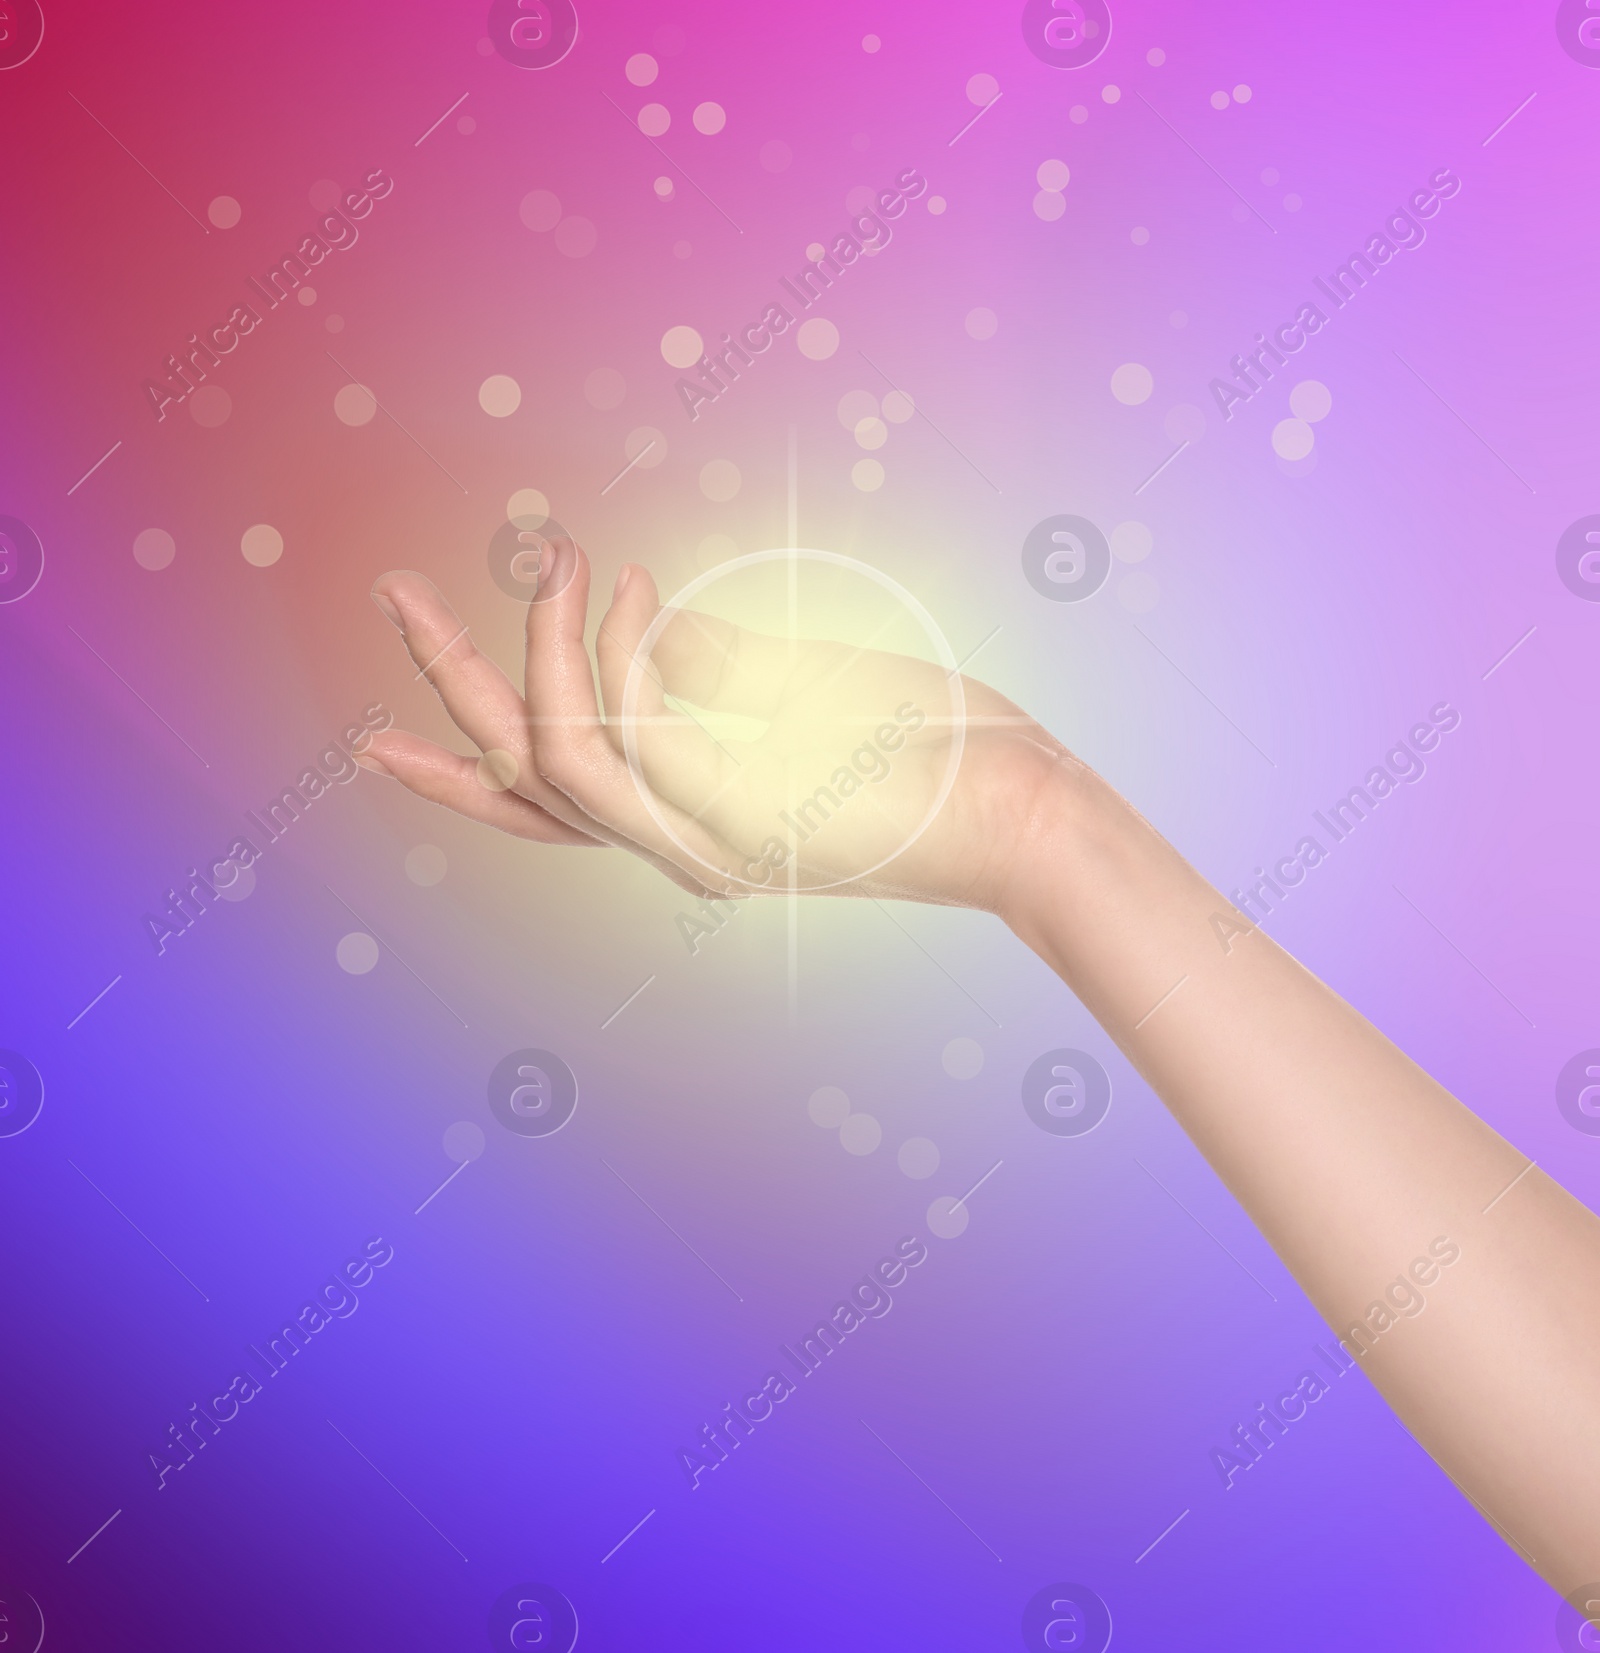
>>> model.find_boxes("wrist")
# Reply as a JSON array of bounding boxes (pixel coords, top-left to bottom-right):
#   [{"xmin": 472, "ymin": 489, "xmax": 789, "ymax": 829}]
[
  {"xmin": 992, "ymin": 749, "xmax": 1118, "ymax": 940},
  {"xmin": 995, "ymin": 751, "xmax": 1218, "ymax": 993}
]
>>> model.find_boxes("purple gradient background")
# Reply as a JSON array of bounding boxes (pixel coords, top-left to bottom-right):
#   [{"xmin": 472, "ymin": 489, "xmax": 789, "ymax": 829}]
[{"xmin": 1, "ymin": 0, "xmax": 1596, "ymax": 1647}]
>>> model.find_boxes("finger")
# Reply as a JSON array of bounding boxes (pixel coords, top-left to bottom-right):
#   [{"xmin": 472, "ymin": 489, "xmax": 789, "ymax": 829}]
[
  {"xmin": 596, "ymin": 564, "xmax": 743, "ymax": 819},
  {"xmin": 649, "ymin": 605, "xmax": 951, "ymax": 737},
  {"xmin": 365, "ymin": 729, "xmax": 728, "ymax": 899},
  {"xmin": 594, "ymin": 561, "xmax": 665, "ymax": 753},
  {"xmin": 362, "ymin": 729, "xmax": 603, "ymax": 846},
  {"xmin": 524, "ymin": 541, "xmax": 748, "ymax": 889},
  {"xmin": 371, "ymin": 571, "xmax": 531, "ymax": 767},
  {"xmin": 373, "ymin": 566, "xmax": 627, "ymax": 844},
  {"xmin": 650, "ymin": 606, "xmax": 792, "ymax": 717}
]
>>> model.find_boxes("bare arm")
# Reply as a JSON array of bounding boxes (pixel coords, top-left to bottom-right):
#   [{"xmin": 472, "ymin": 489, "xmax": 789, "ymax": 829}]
[
  {"xmin": 1006, "ymin": 758, "xmax": 1600, "ymax": 1592},
  {"xmin": 363, "ymin": 545, "xmax": 1600, "ymax": 1596}
]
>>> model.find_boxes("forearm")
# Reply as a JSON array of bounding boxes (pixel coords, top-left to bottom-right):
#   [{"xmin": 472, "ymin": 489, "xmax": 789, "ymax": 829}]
[{"xmin": 1005, "ymin": 758, "xmax": 1600, "ymax": 1590}]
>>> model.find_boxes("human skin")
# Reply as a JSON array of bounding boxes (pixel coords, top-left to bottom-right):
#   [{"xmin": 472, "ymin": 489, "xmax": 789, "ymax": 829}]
[{"xmin": 365, "ymin": 540, "xmax": 1600, "ymax": 1600}]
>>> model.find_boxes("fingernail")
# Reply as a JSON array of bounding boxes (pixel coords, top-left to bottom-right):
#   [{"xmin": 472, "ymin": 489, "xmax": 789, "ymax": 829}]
[
  {"xmin": 534, "ymin": 538, "xmax": 576, "ymax": 601},
  {"xmin": 355, "ymin": 752, "xmax": 393, "ymax": 777},
  {"xmin": 614, "ymin": 563, "xmax": 635, "ymax": 599},
  {"xmin": 370, "ymin": 588, "xmax": 404, "ymax": 629}
]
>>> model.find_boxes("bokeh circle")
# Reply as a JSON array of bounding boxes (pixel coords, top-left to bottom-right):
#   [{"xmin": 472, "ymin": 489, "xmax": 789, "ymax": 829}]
[{"xmin": 619, "ymin": 549, "xmax": 966, "ymax": 895}]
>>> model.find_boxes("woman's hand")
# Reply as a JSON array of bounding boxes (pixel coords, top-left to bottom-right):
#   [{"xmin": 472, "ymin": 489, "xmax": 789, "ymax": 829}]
[
  {"xmin": 363, "ymin": 535, "xmax": 1600, "ymax": 1594},
  {"xmin": 365, "ymin": 538, "xmax": 1073, "ymax": 912}
]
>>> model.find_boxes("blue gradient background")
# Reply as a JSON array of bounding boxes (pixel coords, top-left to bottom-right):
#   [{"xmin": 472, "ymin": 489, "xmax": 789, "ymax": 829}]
[{"xmin": 1, "ymin": 0, "xmax": 1596, "ymax": 1647}]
